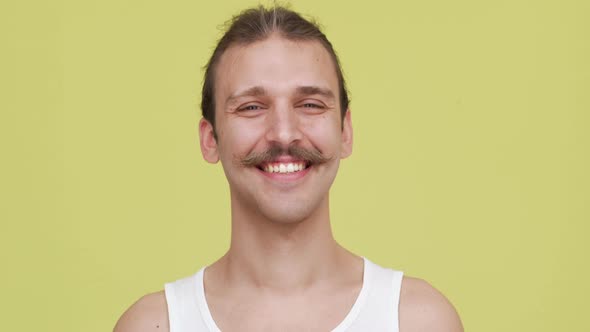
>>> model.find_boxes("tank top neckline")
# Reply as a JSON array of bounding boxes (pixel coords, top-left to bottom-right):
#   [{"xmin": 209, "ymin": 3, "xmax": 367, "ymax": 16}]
[{"xmin": 194, "ymin": 256, "xmax": 372, "ymax": 332}]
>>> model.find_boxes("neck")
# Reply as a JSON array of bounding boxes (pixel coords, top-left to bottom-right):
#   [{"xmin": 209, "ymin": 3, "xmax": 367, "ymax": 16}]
[{"xmin": 215, "ymin": 194, "xmax": 353, "ymax": 292}]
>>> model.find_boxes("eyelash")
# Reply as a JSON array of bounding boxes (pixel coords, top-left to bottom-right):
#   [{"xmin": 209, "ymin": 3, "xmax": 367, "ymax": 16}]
[
  {"xmin": 240, "ymin": 105, "xmax": 262, "ymax": 111},
  {"xmin": 237, "ymin": 103, "xmax": 324, "ymax": 112},
  {"xmin": 302, "ymin": 103, "xmax": 323, "ymax": 109}
]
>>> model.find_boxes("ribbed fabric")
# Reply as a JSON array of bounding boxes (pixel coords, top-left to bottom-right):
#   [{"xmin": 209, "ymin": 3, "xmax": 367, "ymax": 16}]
[{"xmin": 164, "ymin": 257, "xmax": 404, "ymax": 332}]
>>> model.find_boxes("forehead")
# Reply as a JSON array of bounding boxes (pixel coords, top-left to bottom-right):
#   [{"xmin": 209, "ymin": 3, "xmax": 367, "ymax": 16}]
[{"xmin": 214, "ymin": 35, "xmax": 339, "ymax": 102}]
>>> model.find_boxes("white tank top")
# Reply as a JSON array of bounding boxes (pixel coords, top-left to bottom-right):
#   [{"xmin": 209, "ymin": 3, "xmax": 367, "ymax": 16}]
[{"xmin": 164, "ymin": 257, "xmax": 404, "ymax": 332}]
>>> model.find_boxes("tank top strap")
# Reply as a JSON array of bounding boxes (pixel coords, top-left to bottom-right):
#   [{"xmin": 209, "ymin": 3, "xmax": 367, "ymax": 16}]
[
  {"xmin": 164, "ymin": 268, "xmax": 210, "ymax": 332},
  {"xmin": 344, "ymin": 258, "xmax": 404, "ymax": 332}
]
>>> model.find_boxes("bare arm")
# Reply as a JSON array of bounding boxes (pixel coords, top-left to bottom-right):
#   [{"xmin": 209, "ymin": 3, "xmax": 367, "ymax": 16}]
[
  {"xmin": 399, "ymin": 277, "xmax": 464, "ymax": 332},
  {"xmin": 113, "ymin": 291, "xmax": 169, "ymax": 332}
]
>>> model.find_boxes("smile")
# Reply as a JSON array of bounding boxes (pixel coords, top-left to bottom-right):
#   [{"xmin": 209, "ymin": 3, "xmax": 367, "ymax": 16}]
[{"xmin": 258, "ymin": 161, "xmax": 309, "ymax": 173}]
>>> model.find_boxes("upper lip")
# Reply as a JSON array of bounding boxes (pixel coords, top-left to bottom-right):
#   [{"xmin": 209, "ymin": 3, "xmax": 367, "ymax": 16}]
[{"xmin": 265, "ymin": 156, "xmax": 304, "ymax": 163}]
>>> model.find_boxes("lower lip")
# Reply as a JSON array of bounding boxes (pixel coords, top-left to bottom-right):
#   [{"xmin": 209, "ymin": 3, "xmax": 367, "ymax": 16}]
[{"xmin": 257, "ymin": 165, "xmax": 312, "ymax": 182}]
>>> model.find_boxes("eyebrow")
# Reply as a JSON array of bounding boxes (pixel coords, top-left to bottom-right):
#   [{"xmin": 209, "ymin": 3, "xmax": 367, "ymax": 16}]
[
  {"xmin": 226, "ymin": 86, "xmax": 268, "ymax": 105},
  {"xmin": 225, "ymin": 85, "xmax": 336, "ymax": 105},
  {"xmin": 295, "ymin": 86, "xmax": 335, "ymax": 101}
]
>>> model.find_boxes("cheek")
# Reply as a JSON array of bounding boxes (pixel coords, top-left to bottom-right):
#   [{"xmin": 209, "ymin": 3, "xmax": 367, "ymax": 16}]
[
  {"xmin": 219, "ymin": 118, "xmax": 266, "ymax": 156},
  {"xmin": 302, "ymin": 117, "xmax": 342, "ymax": 152}
]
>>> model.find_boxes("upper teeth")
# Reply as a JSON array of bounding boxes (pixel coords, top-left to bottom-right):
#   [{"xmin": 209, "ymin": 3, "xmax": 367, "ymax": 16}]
[{"xmin": 263, "ymin": 162, "xmax": 307, "ymax": 173}]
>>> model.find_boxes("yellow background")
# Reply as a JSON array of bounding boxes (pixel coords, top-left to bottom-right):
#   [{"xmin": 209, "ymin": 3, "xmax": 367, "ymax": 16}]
[{"xmin": 2, "ymin": 0, "xmax": 588, "ymax": 331}]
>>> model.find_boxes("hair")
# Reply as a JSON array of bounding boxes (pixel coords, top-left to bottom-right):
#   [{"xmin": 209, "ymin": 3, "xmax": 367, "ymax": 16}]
[{"xmin": 201, "ymin": 5, "xmax": 350, "ymax": 138}]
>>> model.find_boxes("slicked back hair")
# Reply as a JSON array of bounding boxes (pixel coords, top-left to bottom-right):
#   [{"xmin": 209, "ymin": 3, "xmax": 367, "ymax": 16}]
[{"xmin": 201, "ymin": 5, "xmax": 350, "ymax": 139}]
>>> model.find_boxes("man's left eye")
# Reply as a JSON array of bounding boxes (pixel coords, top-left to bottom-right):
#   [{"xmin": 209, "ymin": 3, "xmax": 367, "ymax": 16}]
[{"xmin": 301, "ymin": 103, "xmax": 323, "ymax": 108}]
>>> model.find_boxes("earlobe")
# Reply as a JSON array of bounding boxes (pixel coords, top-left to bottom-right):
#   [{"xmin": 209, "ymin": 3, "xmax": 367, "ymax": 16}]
[
  {"xmin": 341, "ymin": 110, "xmax": 353, "ymax": 159},
  {"xmin": 199, "ymin": 118, "xmax": 219, "ymax": 163}
]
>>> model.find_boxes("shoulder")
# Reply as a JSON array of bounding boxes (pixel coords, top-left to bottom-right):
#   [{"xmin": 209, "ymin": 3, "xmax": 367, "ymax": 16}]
[
  {"xmin": 113, "ymin": 290, "xmax": 169, "ymax": 332},
  {"xmin": 398, "ymin": 276, "xmax": 464, "ymax": 332}
]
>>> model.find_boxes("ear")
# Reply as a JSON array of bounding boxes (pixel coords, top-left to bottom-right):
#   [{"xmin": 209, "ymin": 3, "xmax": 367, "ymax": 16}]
[
  {"xmin": 199, "ymin": 118, "xmax": 219, "ymax": 163},
  {"xmin": 341, "ymin": 109, "xmax": 353, "ymax": 159}
]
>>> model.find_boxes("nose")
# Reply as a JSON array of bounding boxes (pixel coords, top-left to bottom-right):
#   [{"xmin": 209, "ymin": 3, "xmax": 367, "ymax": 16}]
[{"xmin": 264, "ymin": 102, "xmax": 303, "ymax": 146}]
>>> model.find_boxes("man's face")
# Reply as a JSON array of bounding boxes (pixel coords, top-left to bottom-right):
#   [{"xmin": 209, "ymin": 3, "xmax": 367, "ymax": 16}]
[{"xmin": 199, "ymin": 34, "xmax": 353, "ymax": 224}]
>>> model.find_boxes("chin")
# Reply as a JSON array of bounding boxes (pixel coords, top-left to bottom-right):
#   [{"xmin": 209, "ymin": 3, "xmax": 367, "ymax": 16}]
[
  {"xmin": 255, "ymin": 196, "xmax": 325, "ymax": 225},
  {"xmin": 228, "ymin": 178, "xmax": 331, "ymax": 226},
  {"xmin": 259, "ymin": 205, "xmax": 315, "ymax": 225}
]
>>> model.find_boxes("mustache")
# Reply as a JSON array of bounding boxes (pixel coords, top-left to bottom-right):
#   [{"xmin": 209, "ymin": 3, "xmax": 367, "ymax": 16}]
[{"xmin": 239, "ymin": 145, "xmax": 332, "ymax": 167}]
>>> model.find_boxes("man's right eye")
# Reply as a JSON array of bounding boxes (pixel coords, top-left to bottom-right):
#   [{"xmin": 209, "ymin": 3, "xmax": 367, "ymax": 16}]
[
  {"xmin": 235, "ymin": 104, "xmax": 266, "ymax": 117},
  {"xmin": 240, "ymin": 105, "xmax": 262, "ymax": 111}
]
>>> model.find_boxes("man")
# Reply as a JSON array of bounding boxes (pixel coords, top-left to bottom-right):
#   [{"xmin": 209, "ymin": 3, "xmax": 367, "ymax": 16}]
[{"xmin": 115, "ymin": 5, "xmax": 463, "ymax": 332}]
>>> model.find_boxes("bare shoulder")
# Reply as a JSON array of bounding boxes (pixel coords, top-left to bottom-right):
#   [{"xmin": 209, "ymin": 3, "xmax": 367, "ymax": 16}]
[
  {"xmin": 399, "ymin": 276, "xmax": 464, "ymax": 332},
  {"xmin": 113, "ymin": 290, "xmax": 169, "ymax": 332}
]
